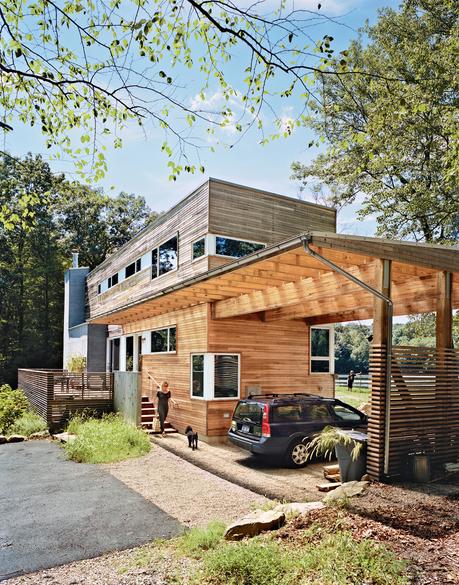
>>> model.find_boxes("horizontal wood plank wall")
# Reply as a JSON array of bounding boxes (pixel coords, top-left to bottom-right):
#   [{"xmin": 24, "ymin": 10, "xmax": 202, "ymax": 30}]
[
  {"xmin": 129, "ymin": 304, "xmax": 209, "ymax": 436},
  {"xmin": 368, "ymin": 345, "xmax": 459, "ymax": 480},
  {"xmin": 208, "ymin": 179, "xmax": 336, "ymax": 243},
  {"xmin": 87, "ymin": 182, "xmax": 209, "ymax": 320},
  {"xmin": 207, "ymin": 316, "xmax": 334, "ymax": 436}
]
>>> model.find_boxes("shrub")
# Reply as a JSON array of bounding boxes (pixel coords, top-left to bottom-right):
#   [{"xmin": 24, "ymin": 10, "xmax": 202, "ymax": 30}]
[
  {"xmin": 8, "ymin": 411, "xmax": 48, "ymax": 436},
  {"xmin": 179, "ymin": 521, "xmax": 226, "ymax": 558},
  {"xmin": 66, "ymin": 355, "xmax": 86, "ymax": 373},
  {"xmin": 65, "ymin": 413, "xmax": 151, "ymax": 463},
  {"xmin": 202, "ymin": 540, "xmax": 295, "ymax": 585},
  {"xmin": 298, "ymin": 529, "xmax": 409, "ymax": 585},
  {"xmin": 0, "ymin": 385, "xmax": 29, "ymax": 433}
]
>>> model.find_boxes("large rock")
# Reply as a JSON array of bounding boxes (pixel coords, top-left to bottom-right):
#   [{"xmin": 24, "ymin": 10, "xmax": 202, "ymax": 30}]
[
  {"xmin": 0, "ymin": 435, "xmax": 7, "ymax": 444},
  {"xmin": 29, "ymin": 430, "xmax": 50, "ymax": 440},
  {"xmin": 53, "ymin": 432, "xmax": 76, "ymax": 443},
  {"xmin": 224, "ymin": 509, "xmax": 286, "ymax": 540},
  {"xmin": 273, "ymin": 501, "xmax": 324, "ymax": 516},
  {"xmin": 7, "ymin": 434, "xmax": 26, "ymax": 443},
  {"xmin": 323, "ymin": 480, "xmax": 369, "ymax": 503}
]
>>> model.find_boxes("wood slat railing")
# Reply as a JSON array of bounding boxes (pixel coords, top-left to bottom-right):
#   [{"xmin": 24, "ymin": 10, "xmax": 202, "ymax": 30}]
[
  {"xmin": 368, "ymin": 346, "xmax": 459, "ymax": 480},
  {"xmin": 18, "ymin": 369, "xmax": 113, "ymax": 429}
]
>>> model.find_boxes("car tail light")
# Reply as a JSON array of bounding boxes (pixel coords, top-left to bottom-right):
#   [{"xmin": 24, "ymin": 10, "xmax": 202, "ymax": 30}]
[{"xmin": 261, "ymin": 404, "xmax": 271, "ymax": 437}]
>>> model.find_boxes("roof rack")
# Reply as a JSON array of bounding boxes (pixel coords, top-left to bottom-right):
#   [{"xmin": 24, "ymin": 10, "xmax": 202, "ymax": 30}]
[{"xmin": 246, "ymin": 392, "xmax": 314, "ymax": 400}]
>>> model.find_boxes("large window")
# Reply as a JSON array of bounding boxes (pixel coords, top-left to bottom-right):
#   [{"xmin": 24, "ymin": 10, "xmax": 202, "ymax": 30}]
[
  {"xmin": 310, "ymin": 326, "xmax": 334, "ymax": 374},
  {"xmin": 215, "ymin": 236, "xmax": 264, "ymax": 258},
  {"xmin": 151, "ymin": 326, "xmax": 177, "ymax": 353},
  {"xmin": 191, "ymin": 353, "xmax": 240, "ymax": 400},
  {"xmin": 151, "ymin": 235, "xmax": 178, "ymax": 279}
]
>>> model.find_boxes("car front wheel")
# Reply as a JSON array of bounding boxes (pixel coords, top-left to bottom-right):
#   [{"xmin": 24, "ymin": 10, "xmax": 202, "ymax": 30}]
[{"xmin": 286, "ymin": 439, "xmax": 309, "ymax": 468}]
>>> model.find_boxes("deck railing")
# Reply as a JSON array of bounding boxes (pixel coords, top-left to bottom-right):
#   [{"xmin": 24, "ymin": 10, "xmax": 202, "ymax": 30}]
[{"xmin": 18, "ymin": 369, "xmax": 113, "ymax": 428}]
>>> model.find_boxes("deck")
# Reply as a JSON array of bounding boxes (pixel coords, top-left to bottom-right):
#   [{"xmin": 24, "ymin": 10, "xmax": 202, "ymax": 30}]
[{"xmin": 18, "ymin": 369, "xmax": 114, "ymax": 429}]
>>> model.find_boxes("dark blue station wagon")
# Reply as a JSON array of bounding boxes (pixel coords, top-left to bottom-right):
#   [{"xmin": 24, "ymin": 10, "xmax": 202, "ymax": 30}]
[{"xmin": 228, "ymin": 393, "xmax": 367, "ymax": 467}]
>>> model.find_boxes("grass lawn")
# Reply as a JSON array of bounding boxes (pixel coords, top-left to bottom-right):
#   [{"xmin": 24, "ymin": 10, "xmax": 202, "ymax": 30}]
[
  {"xmin": 65, "ymin": 413, "xmax": 151, "ymax": 463},
  {"xmin": 335, "ymin": 385, "xmax": 369, "ymax": 409}
]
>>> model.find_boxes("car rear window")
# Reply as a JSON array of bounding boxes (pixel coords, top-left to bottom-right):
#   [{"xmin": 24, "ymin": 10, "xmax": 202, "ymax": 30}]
[
  {"xmin": 233, "ymin": 401, "xmax": 263, "ymax": 424},
  {"xmin": 272, "ymin": 404, "xmax": 304, "ymax": 422}
]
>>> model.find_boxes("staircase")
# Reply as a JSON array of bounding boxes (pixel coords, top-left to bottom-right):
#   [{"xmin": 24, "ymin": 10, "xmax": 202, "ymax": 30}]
[{"xmin": 141, "ymin": 396, "xmax": 177, "ymax": 435}]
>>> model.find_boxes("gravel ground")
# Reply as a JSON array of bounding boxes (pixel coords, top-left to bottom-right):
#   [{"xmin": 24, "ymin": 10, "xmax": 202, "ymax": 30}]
[
  {"xmin": 150, "ymin": 433, "xmax": 326, "ymax": 502},
  {"xmin": 104, "ymin": 444, "xmax": 268, "ymax": 527}
]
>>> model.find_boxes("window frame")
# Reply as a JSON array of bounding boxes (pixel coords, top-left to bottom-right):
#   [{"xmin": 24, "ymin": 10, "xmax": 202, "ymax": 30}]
[
  {"xmin": 148, "ymin": 325, "xmax": 177, "ymax": 354},
  {"xmin": 151, "ymin": 232, "xmax": 179, "ymax": 280},
  {"xmin": 310, "ymin": 325, "xmax": 334, "ymax": 375},
  {"xmin": 191, "ymin": 235, "xmax": 207, "ymax": 262},
  {"xmin": 125, "ymin": 257, "xmax": 142, "ymax": 280},
  {"xmin": 213, "ymin": 234, "xmax": 265, "ymax": 259},
  {"xmin": 190, "ymin": 353, "xmax": 240, "ymax": 401}
]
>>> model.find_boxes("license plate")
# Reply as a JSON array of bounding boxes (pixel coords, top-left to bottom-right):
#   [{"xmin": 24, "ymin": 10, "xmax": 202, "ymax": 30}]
[{"xmin": 241, "ymin": 424, "xmax": 250, "ymax": 433}]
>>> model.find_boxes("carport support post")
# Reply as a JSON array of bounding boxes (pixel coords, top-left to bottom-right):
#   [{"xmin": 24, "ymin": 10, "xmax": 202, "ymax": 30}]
[
  {"xmin": 368, "ymin": 259, "xmax": 392, "ymax": 481},
  {"xmin": 436, "ymin": 272, "xmax": 453, "ymax": 350}
]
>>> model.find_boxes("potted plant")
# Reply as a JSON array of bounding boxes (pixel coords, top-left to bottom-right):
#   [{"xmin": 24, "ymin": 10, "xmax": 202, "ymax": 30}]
[{"xmin": 307, "ymin": 426, "xmax": 368, "ymax": 482}]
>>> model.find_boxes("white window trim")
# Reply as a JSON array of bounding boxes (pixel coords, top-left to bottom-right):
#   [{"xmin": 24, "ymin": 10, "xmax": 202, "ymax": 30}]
[
  {"xmin": 151, "ymin": 232, "xmax": 179, "ymax": 280},
  {"xmin": 310, "ymin": 325, "xmax": 335, "ymax": 375},
  {"xmin": 191, "ymin": 234, "xmax": 208, "ymax": 263},
  {"xmin": 190, "ymin": 353, "xmax": 240, "ymax": 401},
  {"xmin": 144, "ymin": 325, "xmax": 177, "ymax": 355},
  {"xmin": 213, "ymin": 233, "xmax": 266, "ymax": 259},
  {"xmin": 107, "ymin": 336, "xmax": 122, "ymax": 372}
]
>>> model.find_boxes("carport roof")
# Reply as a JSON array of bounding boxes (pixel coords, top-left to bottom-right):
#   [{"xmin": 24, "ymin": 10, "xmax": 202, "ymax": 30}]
[{"xmin": 89, "ymin": 232, "xmax": 459, "ymax": 326}]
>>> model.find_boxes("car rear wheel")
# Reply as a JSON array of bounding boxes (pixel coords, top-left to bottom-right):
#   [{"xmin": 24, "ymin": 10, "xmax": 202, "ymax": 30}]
[{"xmin": 286, "ymin": 439, "xmax": 309, "ymax": 468}]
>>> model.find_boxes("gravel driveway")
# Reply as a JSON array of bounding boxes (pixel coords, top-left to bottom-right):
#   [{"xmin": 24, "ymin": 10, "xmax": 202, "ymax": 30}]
[{"xmin": 150, "ymin": 433, "xmax": 326, "ymax": 502}]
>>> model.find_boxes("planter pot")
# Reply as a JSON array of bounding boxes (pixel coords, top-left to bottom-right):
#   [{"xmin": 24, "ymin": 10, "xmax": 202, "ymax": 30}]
[{"xmin": 335, "ymin": 430, "xmax": 368, "ymax": 483}]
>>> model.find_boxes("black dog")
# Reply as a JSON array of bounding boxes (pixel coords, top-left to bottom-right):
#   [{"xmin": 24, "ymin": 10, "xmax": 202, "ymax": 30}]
[{"xmin": 185, "ymin": 425, "xmax": 198, "ymax": 450}]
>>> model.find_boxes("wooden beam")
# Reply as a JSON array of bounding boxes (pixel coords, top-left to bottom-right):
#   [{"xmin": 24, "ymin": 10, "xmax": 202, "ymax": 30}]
[
  {"xmin": 436, "ymin": 271, "xmax": 453, "ymax": 349},
  {"xmin": 212, "ymin": 263, "xmax": 376, "ymax": 320},
  {"xmin": 367, "ymin": 259, "xmax": 392, "ymax": 482}
]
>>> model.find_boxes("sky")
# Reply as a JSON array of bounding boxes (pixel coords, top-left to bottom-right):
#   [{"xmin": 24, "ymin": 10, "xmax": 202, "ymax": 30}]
[{"xmin": 5, "ymin": 0, "xmax": 400, "ymax": 234}]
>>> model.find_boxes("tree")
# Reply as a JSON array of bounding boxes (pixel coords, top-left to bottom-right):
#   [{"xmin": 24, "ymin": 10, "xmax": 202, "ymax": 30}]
[
  {"xmin": 0, "ymin": 0, "xmax": 344, "ymax": 190},
  {"xmin": 335, "ymin": 323, "xmax": 371, "ymax": 374},
  {"xmin": 0, "ymin": 153, "xmax": 153, "ymax": 385},
  {"xmin": 291, "ymin": 0, "xmax": 459, "ymax": 243}
]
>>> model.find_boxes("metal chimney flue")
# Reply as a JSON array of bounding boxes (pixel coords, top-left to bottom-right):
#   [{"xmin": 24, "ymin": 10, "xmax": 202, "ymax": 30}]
[{"xmin": 72, "ymin": 251, "xmax": 79, "ymax": 268}]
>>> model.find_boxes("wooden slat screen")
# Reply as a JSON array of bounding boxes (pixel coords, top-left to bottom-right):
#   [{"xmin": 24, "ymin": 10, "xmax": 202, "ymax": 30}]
[
  {"xmin": 368, "ymin": 346, "xmax": 459, "ymax": 480},
  {"xmin": 18, "ymin": 369, "xmax": 113, "ymax": 428}
]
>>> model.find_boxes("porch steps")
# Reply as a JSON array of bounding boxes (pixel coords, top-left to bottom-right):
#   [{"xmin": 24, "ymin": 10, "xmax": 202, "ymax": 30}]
[{"xmin": 140, "ymin": 396, "xmax": 177, "ymax": 435}]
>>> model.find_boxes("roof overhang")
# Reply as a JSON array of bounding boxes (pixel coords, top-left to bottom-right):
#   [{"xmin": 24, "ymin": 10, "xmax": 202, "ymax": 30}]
[{"xmin": 89, "ymin": 232, "xmax": 459, "ymax": 326}]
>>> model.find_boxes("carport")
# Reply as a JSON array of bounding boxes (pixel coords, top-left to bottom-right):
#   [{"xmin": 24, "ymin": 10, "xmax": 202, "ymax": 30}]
[{"xmin": 92, "ymin": 232, "xmax": 459, "ymax": 481}]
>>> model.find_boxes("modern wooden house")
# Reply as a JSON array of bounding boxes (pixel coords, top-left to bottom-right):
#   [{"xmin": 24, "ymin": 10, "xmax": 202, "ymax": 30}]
[
  {"xmin": 61, "ymin": 177, "xmax": 459, "ymax": 481},
  {"xmin": 64, "ymin": 179, "xmax": 337, "ymax": 439}
]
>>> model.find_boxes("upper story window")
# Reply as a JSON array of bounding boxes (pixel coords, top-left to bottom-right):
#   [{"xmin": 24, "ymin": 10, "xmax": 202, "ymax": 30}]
[
  {"xmin": 125, "ymin": 258, "xmax": 142, "ymax": 279},
  {"xmin": 192, "ymin": 237, "xmax": 206, "ymax": 261},
  {"xmin": 215, "ymin": 236, "xmax": 264, "ymax": 258},
  {"xmin": 310, "ymin": 326, "xmax": 334, "ymax": 374},
  {"xmin": 152, "ymin": 235, "xmax": 178, "ymax": 279},
  {"xmin": 107, "ymin": 272, "xmax": 119, "ymax": 288}
]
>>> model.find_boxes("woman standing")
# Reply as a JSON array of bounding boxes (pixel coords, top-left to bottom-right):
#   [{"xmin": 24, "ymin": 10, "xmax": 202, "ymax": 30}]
[{"xmin": 156, "ymin": 380, "xmax": 176, "ymax": 437}]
